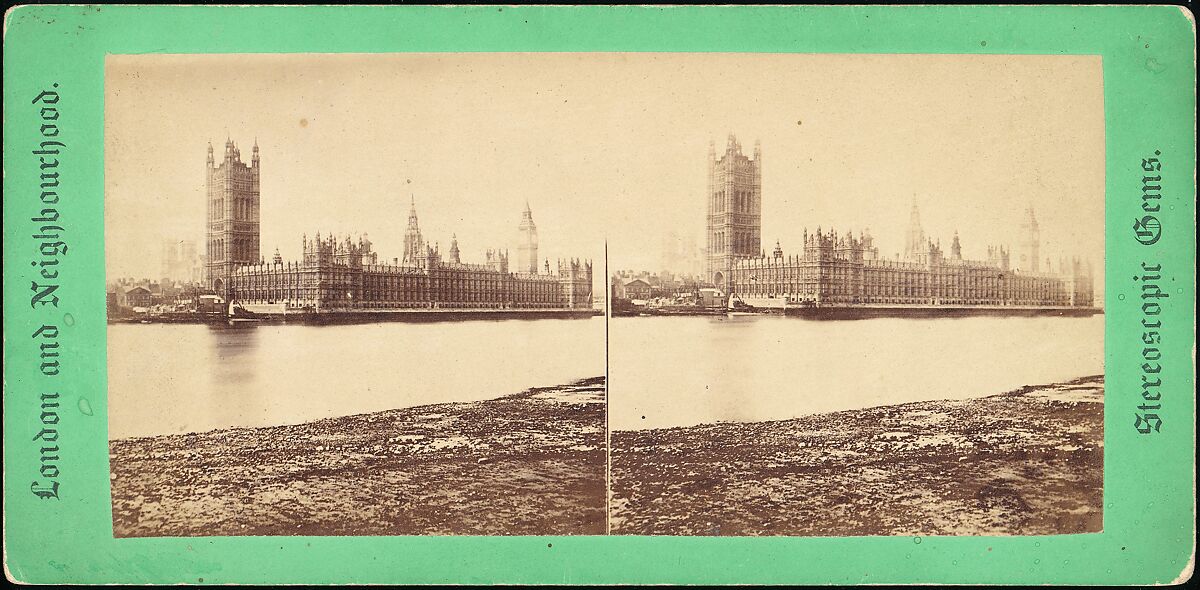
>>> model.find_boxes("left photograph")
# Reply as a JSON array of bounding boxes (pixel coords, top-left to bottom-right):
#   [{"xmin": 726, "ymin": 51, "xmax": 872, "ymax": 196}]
[{"xmin": 104, "ymin": 54, "xmax": 605, "ymax": 536}]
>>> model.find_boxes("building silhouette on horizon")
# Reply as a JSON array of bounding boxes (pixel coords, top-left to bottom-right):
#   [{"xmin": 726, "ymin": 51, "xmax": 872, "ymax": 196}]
[
  {"xmin": 705, "ymin": 133, "xmax": 762, "ymax": 287},
  {"xmin": 205, "ymin": 138, "xmax": 261, "ymax": 294},
  {"xmin": 204, "ymin": 140, "xmax": 592, "ymax": 311},
  {"xmin": 161, "ymin": 238, "xmax": 203, "ymax": 284},
  {"xmin": 517, "ymin": 200, "xmax": 539, "ymax": 274},
  {"xmin": 702, "ymin": 134, "xmax": 1095, "ymax": 308}
]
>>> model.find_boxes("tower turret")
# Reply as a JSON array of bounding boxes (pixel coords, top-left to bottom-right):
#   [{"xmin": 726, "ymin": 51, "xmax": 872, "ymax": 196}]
[
  {"xmin": 403, "ymin": 195, "xmax": 424, "ymax": 264},
  {"xmin": 449, "ymin": 234, "xmax": 461, "ymax": 264},
  {"xmin": 204, "ymin": 138, "xmax": 261, "ymax": 297},
  {"xmin": 517, "ymin": 200, "xmax": 539, "ymax": 274},
  {"xmin": 904, "ymin": 199, "xmax": 926, "ymax": 261},
  {"xmin": 705, "ymin": 134, "xmax": 763, "ymax": 290},
  {"xmin": 1018, "ymin": 206, "xmax": 1040, "ymax": 272}
]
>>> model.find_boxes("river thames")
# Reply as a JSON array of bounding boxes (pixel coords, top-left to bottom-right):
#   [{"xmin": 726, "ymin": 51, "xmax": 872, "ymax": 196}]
[
  {"xmin": 109, "ymin": 314, "xmax": 1105, "ymax": 438},
  {"xmin": 609, "ymin": 314, "xmax": 1104, "ymax": 431},
  {"xmin": 107, "ymin": 316, "xmax": 605, "ymax": 439}
]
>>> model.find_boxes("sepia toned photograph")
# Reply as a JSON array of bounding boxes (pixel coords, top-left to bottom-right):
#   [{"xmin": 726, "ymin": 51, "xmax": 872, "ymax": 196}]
[
  {"xmin": 104, "ymin": 52, "xmax": 1107, "ymax": 539},
  {"xmin": 602, "ymin": 54, "xmax": 1106, "ymax": 536},
  {"xmin": 104, "ymin": 54, "xmax": 607, "ymax": 536}
]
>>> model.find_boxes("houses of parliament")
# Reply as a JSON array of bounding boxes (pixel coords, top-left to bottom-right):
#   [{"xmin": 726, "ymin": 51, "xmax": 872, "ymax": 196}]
[
  {"xmin": 705, "ymin": 134, "xmax": 1096, "ymax": 308},
  {"xmin": 204, "ymin": 139, "xmax": 593, "ymax": 311}
]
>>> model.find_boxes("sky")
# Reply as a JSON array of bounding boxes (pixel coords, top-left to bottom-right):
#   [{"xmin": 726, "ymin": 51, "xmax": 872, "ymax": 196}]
[{"xmin": 105, "ymin": 53, "xmax": 1104, "ymax": 292}]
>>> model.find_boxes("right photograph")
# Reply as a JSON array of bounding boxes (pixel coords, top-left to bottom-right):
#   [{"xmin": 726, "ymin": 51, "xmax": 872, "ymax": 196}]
[{"xmin": 607, "ymin": 54, "xmax": 1105, "ymax": 536}]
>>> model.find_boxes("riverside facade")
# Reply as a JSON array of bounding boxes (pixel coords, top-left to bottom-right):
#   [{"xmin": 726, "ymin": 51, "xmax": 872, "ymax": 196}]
[
  {"xmin": 729, "ymin": 229, "xmax": 1095, "ymax": 307},
  {"xmin": 706, "ymin": 135, "xmax": 1095, "ymax": 309},
  {"xmin": 206, "ymin": 140, "xmax": 593, "ymax": 311}
]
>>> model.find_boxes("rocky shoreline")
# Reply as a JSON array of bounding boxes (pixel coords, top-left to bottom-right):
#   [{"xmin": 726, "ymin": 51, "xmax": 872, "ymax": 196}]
[
  {"xmin": 110, "ymin": 377, "xmax": 606, "ymax": 537},
  {"xmin": 611, "ymin": 375, "xmax": 1104, "ymax": 536}
]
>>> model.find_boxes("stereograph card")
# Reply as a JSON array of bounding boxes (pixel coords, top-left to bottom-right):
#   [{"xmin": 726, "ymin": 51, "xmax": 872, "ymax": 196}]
[{"xmin": 2, "ymin": 4, "xmax": 1195, "ymax": 585}]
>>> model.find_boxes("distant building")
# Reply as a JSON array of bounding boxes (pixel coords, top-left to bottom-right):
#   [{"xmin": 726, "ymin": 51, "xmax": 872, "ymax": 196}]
[
  {"xmin": 231, "ymin": 230, "xmax": 592, "ymax": 310},
  {"xmin": 161, "ymin": 239, "xmax": 202, "ymax": 284},
  {"xmin": 706, "ymin": 134, "xmax": 762, "ymax": 288},
  {"xmin": 1017, "ymin": 206, "xmax": 1041, "ymax": 273},
  {"xmin": 517, "ymin": 200, "xmax": 539, "ymax": 274},
  {"xmin": 613, "ymin": 277, "xmax": 653, "ymax": 301},
  {"xmin": 118, "ymin": 285, "xmax": 152, "ymax": 309},
  {"xmin": 147, "ymin": 282, "xmax": 164, "ymax": 305},
  {"xmin": 728, "ymin": 207, "xmax": 1094, "ymax": 308},
  {"xmin": 693, "ymin": 135, "xmax": 1094, "ymax": 309},
  {"xmin": 197, "ymin": 294, "xmax": 226, "ymax": 314},
  {"xmin": 661, "ymin": 230, "xmax": 704, "ymax": 278},
  {"xmin": 697, "ymin": 288, "xmax": 725, "ymax": 308},
  {"xmin": 402, "ymin": 196, "xmax": 424, "ymax": 264},
  {"xmin": 903, "ymin": 201, "xmax": 927, "ymax": 261},
  {"xmin": 205, "ymin": 138, "xmax": 261, "ymax": 294},
  {"xmin": 207, "ymin": 141, "xmax": 593, "ymax": 311}
]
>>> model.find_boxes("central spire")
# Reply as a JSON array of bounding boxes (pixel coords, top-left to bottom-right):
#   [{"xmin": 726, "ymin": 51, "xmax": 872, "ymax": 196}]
[
  {"xmin": 517, "ymin": 200, "xmax": 539, "ymax": 274},
  {"xmin": 449, "ymin": 233, "xmax": 461, "ymax": 264},
  {"xmin": 904, "ymin": 198, "xmax": 926, "ymax": 261},
  {"xmin": 402, "ymin": 194, "xmax": 424, "ymax": 264}
]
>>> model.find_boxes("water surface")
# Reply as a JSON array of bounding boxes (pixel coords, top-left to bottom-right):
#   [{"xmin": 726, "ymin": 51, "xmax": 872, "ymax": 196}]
[
  {"xmin": 108, "ymin": 317, "xmax": 604, "ymax": 439},
  {"xmin": 609, "ymin": 315, "xmax": 1104, "ymax": 431}
]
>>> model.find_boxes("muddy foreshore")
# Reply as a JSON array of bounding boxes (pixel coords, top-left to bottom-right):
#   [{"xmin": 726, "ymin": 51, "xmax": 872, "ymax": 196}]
[
  {"xmin": 611, "ymin": 375, "xmax": 1104, "ymax": 536},
  {"xmin": 110, "ymin": 377, "xmax": 606, "ymax": 537}
]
